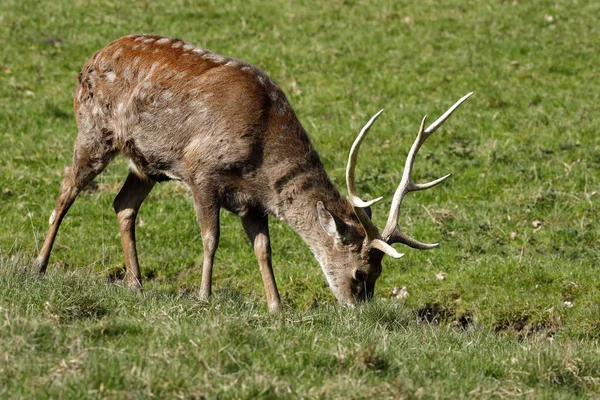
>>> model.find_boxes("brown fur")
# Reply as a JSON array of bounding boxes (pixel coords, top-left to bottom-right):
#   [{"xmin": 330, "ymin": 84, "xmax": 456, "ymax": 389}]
[{"xmin": 35, "ymin": 35, "xmax": 382, "ymax": 311}]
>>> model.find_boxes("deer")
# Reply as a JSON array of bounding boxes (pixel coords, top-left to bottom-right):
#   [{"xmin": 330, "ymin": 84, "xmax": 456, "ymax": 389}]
[{"xmin": 34, "ymin": 34, "xmax": 472, "ymax": 312}]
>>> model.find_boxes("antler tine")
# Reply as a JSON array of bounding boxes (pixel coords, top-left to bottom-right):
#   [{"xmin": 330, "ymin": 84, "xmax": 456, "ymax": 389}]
[
  {"xmin": 346, "ymin": 109, "xmax": 385, "ymax": 209},
  {"xmin": 345, "ymin": 109, "xmax": 385, "ymax": 242},
  {"xmin": 381, "ymin": 93, "xmax": 473, "ymax": 249},
  {"xmin": 344, "ymin": 109, "xmax": 409, "ymax": 259},
  {"xmin": 424, "ymin": 92, "xmax": 474, "ymax": 135}
]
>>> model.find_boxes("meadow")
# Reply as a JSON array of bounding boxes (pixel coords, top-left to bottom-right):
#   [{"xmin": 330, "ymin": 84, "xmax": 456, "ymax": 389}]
[{"xmin": 1, "ymin": 0, "xmax": 599, "ymax": 398}]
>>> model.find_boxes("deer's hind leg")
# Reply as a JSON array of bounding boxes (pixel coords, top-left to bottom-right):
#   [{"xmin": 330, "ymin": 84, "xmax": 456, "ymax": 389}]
[
  {"xmin": 35, "ymin": 129, "xmax": 117, "ymax": 274},
  {"xmin": 113, "ymin": 171, "xmax": 155, "ymax": 290}
]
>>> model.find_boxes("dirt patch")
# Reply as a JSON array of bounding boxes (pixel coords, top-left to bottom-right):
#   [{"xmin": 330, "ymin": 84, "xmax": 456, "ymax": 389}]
[
  {"xmin": 494, "ymin": 314, "xmax": 559, "ymax": 339},
  {"xmin": 105, "ymin": 266, "xmax": 126, "ymax": 282},
  {"xmin": 416, "ymin": 302, "xmax": 473, "ymax": 329}
]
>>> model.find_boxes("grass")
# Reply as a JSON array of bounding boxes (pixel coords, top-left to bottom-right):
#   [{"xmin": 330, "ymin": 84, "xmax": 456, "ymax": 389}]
[
  {"xmin": 2, "ymin": 257, "xmax": 600, "ymax": 398},
  {"xmin": 1, "ymin": 0, "xmax": 599, "ymax": 397}
]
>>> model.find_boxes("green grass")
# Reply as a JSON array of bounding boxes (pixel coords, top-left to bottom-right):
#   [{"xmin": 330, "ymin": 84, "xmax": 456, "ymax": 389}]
[
  {"xmin": 1, "ymin": 0, "xmax": 599, "ymax": 397},
  {"xmin": 2, "ymin": 258, "xmax": 600, "ymax": 398}
]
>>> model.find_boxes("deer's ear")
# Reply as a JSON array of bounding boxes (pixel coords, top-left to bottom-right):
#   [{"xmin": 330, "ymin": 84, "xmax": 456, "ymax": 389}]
[
  {"xmin": 316, "ymin": 201, "xmax": 348, "ymax": 243},
  {"xmin": 316, "ymin": 201, "xmax": 337, "ymax": 237}
]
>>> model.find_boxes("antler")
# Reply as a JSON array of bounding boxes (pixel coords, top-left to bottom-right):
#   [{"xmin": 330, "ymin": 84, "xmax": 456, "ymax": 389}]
[
  {"xmin": 380, "ymin": 92, "xmax": 474, "ymax": 248},
  {"xmin": 346, "ymin": 92, "xmax": 473, "ymax": 256},
  {"xmin": 346, "ymin": 110, "xmax": 404, "ymax": 259}
]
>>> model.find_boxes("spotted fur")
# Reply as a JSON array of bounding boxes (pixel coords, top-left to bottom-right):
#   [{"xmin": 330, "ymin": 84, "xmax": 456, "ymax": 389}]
[{"xmin": 36, "ymin": 35, "xmax": 381, "ymax": 311}]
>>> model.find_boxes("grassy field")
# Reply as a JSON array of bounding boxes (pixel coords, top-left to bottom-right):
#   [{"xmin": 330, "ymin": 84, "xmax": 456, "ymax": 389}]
[{"xmin": 1, "ymin": 0, "xmax": 599, "ymax": 398}]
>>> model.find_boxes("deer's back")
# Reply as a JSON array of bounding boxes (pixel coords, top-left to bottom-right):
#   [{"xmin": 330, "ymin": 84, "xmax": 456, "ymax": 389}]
[{"xmin": 74, "ymin": 35, "xmax": 310, "ymax": 197}]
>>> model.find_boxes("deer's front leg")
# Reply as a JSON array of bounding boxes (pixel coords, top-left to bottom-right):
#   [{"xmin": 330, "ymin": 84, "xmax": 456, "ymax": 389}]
[
  {"xmin": 241, "ymin": 210, "xmax": 281, "ymax": 313},
  {"xmin": 192, "ymin": 190, "xmax": 221, "ymax": 301}
]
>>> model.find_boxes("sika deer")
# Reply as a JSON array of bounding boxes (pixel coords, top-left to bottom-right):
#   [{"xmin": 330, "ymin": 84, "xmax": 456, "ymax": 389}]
[{"xmin": 35, "ymin": 34, "xmax": 472, "ymax": 312}]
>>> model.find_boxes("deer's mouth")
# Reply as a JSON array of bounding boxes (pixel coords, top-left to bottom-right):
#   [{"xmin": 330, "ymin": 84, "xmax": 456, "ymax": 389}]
[{"xmin": 352, "ymin": 280, "xmax": 375, "ymax": 302}]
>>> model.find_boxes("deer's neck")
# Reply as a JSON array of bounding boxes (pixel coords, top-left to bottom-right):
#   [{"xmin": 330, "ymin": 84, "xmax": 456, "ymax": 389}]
[
  {"xmin": 261, "ymin": 113, "xmax": 358, "ymax": 258},
  {"xmin": 269, "ymin": 156, "xmax": 354, "ymax": 257}
]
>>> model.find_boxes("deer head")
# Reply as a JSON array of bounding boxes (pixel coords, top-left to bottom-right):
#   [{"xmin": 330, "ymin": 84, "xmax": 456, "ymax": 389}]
[{"xmin": 315, "ymin": 92, "xmax": 473, "ymax": 305}]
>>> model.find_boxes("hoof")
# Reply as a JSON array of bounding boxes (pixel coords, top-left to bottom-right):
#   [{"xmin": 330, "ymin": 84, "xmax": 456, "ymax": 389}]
[
  {"xmin": 33, "ymin": 257, "xmax": 48, "ymax": 276},
  {"xmin": 126, "ymin": 278, "xmax": 143, "ymax": 295},
  {"xmin": 198, "ymin": 288, "xmax": 211, "ymax": 302},
  {"xmin": 268, "ymin": 301, "xmax": 282, "ymax": 313}
]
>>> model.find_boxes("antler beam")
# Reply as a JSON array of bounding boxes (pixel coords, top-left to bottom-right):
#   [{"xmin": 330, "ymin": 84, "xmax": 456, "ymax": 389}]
[
  {"xmin": 345, "ymin": 110, "xmax": 404, "ymax": 259},
  {"xmin": 381, "ymin": 92, "xmax": 474, "ymax": 248}
]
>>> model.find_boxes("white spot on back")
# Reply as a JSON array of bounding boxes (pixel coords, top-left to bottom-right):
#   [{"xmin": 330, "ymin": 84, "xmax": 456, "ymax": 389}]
[
  {"xmin": 143, "ymin": 38, "xmax": 155, "ymax": 44},
  {"xmin": 112, "ymin": 48, "xmax": 123, "ymax": 59},
  {"xmin": 148, "ymin": 61, "xmax": 160, "ymax": 75},
  {"xmin": 135, "ymin": 88, "xmax": 147, "ymax": 103},
  {"xmin": 156, "ymin": 38, "xmax": 171, "ymax": 45},
  {"xmin": 97, "ymin": 58, "xmax": 107, "ymax": 71},
  {"xmin": 134, "ymin": 36, "xmax": 145, "ymax": 42},
  {"xmin": 204, "ymin": 53, "xmax": 226, "ymax": 64},
  {"xmin": 182, "ymin": 44, "xmax": 195, "ymax": 51},
  {"xmin": 172, "ymin": 41, "xmax": 183, "ymax": 49},
  {"xmin": 106, "ymin": 71, "xmax": 116, "ymax": 82}
]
